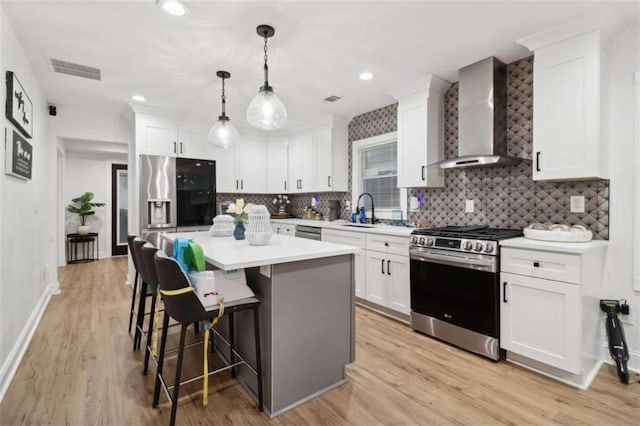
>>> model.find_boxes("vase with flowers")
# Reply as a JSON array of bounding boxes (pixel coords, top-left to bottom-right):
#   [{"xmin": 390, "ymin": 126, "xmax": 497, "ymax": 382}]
[
  {"xmin": 226, "ymin": 199, "xmax": 253, "ymax": 240},
  {"xmin": 272, "ymin": 194, "xmax": 290, "ymax": 215}
]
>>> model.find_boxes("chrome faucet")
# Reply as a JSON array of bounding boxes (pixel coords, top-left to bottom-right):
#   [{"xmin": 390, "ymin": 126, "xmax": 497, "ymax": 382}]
[{"xmin": 356, "ymin": 192, "xmax": 377, "ymax": 224}]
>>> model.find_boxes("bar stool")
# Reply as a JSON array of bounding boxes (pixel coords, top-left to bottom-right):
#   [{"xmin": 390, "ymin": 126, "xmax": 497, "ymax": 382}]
[
  {"xmin": 127, "ymin": 235, "xmax": 140, "ymax": 333},
  {"xmin": 152, "ymin": 251, "xmax": 263, "ymax": 426},
  {"xmin": 132, "ymin": 238, "xmax": 152, "ymax": 351}
]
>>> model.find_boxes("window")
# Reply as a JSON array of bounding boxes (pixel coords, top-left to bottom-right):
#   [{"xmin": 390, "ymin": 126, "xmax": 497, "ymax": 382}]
[
  {"xmin": 361, "ymin": 143, "xmax": 399, "ymax": 209},
  {"xmin": 352, "ymin": 132, "xmax": 406, "ymax": 220}
]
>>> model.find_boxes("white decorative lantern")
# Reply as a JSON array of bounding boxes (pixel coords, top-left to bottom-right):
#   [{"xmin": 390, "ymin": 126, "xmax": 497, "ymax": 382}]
[
  {"xmin": 210, "ymin": 215, "xmax": 234, "ymax": 237},
  {"xmin": 246, "ymin": 205, "xmax": 273, "ymax": 246}
]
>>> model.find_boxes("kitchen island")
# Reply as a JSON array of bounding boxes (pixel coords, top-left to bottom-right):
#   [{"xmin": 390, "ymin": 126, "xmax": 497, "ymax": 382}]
[{"xmin": 162, "ymin": 232, "xmax": 358, "ymax": 418}]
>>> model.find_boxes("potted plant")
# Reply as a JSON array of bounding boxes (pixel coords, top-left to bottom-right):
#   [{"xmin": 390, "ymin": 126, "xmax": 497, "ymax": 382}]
[{"xmin": 67, "ymin": 192, "xmax": 105, "ymax": 235}]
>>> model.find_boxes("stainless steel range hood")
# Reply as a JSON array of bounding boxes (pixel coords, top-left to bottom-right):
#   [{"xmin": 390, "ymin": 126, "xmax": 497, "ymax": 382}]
[{"xmin": 434, "ymin": 57, "xmax": 521, "ymax": 169}]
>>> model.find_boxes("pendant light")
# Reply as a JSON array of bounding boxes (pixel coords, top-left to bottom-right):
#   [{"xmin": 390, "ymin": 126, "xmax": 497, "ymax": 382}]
[
  {"xmin": 208, "ymin": 70, "xmax": 240, "ymax": 149},
  {"xmin": 246, "ymin": 24, "xmax": 287, "ymax": 130}
]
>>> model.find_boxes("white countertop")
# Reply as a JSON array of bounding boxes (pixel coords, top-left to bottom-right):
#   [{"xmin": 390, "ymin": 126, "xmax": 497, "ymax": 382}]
[
  {"xmin": 163, "ymin": 231, "xmax": 360, "ymax": 271},
  {"xmin": 500, "ymin": 237, "xmax": 608, "ymax": 254},
  {"xmin": 270, "ymin": 218, "xmax": 414, "ymax": 237}
]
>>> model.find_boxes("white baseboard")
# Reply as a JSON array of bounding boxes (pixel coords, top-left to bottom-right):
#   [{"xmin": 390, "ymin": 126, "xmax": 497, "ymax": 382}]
[
  {"xmin": 601, "ymin": 343, "xmax": 640, "ymax": 374},
  {"xmin": 0, "ymin": 284, "xmax": 54, "ymax": 403}
]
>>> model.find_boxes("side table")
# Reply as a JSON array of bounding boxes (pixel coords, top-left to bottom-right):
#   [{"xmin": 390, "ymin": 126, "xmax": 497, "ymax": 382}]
[{"xmin": 66, "ymin": 233, "xmax": 99, "ymax": 264}]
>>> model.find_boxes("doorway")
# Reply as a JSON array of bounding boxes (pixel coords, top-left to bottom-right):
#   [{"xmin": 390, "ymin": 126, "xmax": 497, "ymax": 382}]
[{"xmin": 111, "ymin": 164, "xmax": 128, "ymax": 256}]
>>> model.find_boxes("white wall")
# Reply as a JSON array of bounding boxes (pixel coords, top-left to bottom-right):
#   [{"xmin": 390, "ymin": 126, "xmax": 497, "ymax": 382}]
[
  {"xmin": 0, "ymin": 7, "xmax": 57, "ymax": 401},
  {"xmin": 602, "ymin": 21, "xmax": 640, "ymax": 369},
  {"xmin": 64, "ymin": 151, "xmax": 127, "ymax": 257},
  {"xmin": 49, "ymin": 106, "xmax": 130, "ymax": 145}
]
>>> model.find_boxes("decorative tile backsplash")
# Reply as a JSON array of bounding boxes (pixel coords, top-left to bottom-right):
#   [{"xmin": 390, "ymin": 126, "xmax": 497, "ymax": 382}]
[
  {"xmin": 219, "ymin": 56, "xmax": 609, "ymax": 238},
  {"xmin": 346, "ymin": 56, "xmax": 610, "ymax": 239}
]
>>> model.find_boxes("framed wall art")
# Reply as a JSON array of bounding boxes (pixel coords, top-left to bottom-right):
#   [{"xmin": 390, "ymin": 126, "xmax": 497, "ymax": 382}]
[
  {"xmin": 5, "ymin": 128, "xmax": 33, "ymax": 180},
  {"xmin": 5, "ymin": 71, "xmax": 33, "ymax": 139}
]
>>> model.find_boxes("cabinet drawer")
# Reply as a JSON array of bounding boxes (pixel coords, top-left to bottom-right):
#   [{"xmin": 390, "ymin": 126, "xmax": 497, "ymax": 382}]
[
  {"xmin": 501, "ymin": 248, "xmax": 580, "ymax": 284},
  {"xmin": 322, "ymin": 229, "xmax": 366, "ymax": 248},
  {"xmin": 366, "ymin": 234, "xmax": 410, "ymax": 256}
]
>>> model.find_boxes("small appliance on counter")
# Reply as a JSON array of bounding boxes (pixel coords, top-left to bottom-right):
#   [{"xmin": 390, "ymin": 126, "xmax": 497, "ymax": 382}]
[{"xmin": 328, "ymin": 200, "xmax": 341, "ymax": 221}]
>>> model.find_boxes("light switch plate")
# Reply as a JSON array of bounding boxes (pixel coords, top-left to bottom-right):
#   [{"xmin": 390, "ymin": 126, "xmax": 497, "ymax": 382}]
[
  {"xmin": 465, "ymin": 200, "xmax": 474, "ymax": 213},
  {"xmin": 570, "ymin": 195, "xmax": 585, "ymax": 213}
]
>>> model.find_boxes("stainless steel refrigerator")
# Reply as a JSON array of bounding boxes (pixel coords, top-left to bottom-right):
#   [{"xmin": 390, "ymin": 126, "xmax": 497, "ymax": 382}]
[{"xmin": 139, "ymin": 155, "xmax": 216, "ymax": 248}]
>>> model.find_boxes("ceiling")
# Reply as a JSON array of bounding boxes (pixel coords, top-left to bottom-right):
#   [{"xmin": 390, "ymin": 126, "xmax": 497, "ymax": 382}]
[{"xmin": 3, "ymin": 1, "xmax": 638, "ymax": 135}]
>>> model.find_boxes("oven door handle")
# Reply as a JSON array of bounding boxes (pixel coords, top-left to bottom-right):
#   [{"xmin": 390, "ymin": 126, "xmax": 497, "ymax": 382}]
[{"xmin": 410, "ymin": 251, "xmax": 496, "ymax": 272}]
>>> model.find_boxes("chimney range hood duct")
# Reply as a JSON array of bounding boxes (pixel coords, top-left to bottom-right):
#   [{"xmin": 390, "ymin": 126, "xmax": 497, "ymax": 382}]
[{"xmin": 433, "ymin": 57, "xmax": 521, "ymax": 169}]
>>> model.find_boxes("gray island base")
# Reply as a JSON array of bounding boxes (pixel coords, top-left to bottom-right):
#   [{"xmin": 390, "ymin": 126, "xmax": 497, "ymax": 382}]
[{"xmin": 213, "ymin": 255, "xmax": 355, "ymax": 418}]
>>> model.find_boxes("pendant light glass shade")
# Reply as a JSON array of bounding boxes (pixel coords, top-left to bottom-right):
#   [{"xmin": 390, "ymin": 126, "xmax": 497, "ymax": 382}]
[
  {"xmin": 209, "ymin": 70, "xmax": 239, "ymax": 149},
  {"xmin": 246, "ymin": 89, "xmax": 287, "ymax": 131},
  {"xmin": 208, "ymin": 118, "xmax": 239, "ymax": 149},
  {"xmin": 247, "ymin": 24, "xmax": 287, "ymax": 131}
]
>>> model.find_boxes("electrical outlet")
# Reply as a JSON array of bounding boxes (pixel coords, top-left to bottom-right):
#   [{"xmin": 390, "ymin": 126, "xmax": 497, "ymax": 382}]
[
  {"xmin": 345, "ymin": 201, "xmax": 351, "ymax": 211},
  {"xmin": 570, "ymin": 195, "xmax": 585, "ymax": 213},
  {"xmin": 465, "ymin": 200, "xmax": 474, "ymax": 213}
]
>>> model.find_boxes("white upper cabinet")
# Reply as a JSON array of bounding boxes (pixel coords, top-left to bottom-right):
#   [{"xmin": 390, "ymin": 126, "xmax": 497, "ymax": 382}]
[
  {"xmin": 519, "ymin": 30, "xmax": 608, "ymax": 181},
  {"xmin": 394, "ymin": 75, "xmax": 450, "ymax": 188},
  {"xmin": 266, "ymin": 137, "xmax": 289, "ymax": 193},
  {"xmin": 287, "ymin": 117, "xmax": 348, "ymax": 193},
  {"xmin": 211, "ymin": 145, "xmax": 237, "ymax": 193},
  {"xmin": 314, "ymin": 126, "xmax": 333, "ymax": 191},
  {"xmin": 236, "ymin": 136, "xmax": 266, "ymax": 193},
  {"xmin": 288, "ymin": 132, "xmax": 315, "ymax": 193},
  {"xmin": 136, "ymin": 114, "xmax": 214, "ymax": 160}
]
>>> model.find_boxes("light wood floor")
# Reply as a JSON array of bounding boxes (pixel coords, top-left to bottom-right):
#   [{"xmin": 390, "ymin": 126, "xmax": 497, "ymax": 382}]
[{"xmin": 1, "ymin": 257, "xmax": 638, "ymax": 425}]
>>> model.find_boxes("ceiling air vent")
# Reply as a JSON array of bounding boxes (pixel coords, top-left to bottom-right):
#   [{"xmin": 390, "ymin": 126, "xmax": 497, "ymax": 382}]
[
  {"xmin": 50, "ymin": 58, "xmax": 101, "ymax": 81},
  {"xmin": 323, "ymin": 95, "xmax": 341, "ymax": 103}
]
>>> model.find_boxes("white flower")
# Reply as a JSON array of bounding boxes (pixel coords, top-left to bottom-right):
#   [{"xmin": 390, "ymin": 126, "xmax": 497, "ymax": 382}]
[
  {"xmin": 235, "ymin": 199, "xmax": 245, "ymax": 212},
  {"xmin": 243, "ymin": 203, "xmax": 254, "ymax": 214},
  {"xmin": 226, "ymin": 203, "xmax": 236, "ymax": 214}
]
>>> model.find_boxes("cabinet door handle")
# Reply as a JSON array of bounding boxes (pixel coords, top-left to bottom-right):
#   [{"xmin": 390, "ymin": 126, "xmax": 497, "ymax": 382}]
[
  {"xmin": 503, "ymin": 282, "xmax": 508, "ymax": 303},
  {"xmin": 421, "ymin": 165, "xmax": 426, "ymax": 181},
  {"xmin": 328, "ymin": 176, "xmax": 331, "ymax": 187},
  {"xmin": 533, "ymin": 261, "xmax": 540, "ymax": 267},
  {"xmin": 241, "ymin": 180, "xmax": 244, "ymax": 190},
  {"xmin": 284, "ymin": 180, "xmax": 287, "ymax": 191},
  {"xmin": 384, "ymin": 242, "xmax": 389, "ymax": 247},
  {"xmin": 387, "ymin": 260, "xmax": 391, "ymax": 275},
  {"xmin": 236, "ymin": 180, "xmax": 239, "ymax": 190},
  {"xmin": 173, "ymin": 141, "xmax": 177, "ymax": 153},
  {"xmin": 536, "ymin": 152, "xmax": 541, "ymax": 172},
  {"xmin": 179, "ymin": 142, "xmax": 183, "ymax": 154},
  {"xmin": 381, "ymin": 259, "xmax": 385, "ymax": 274}
]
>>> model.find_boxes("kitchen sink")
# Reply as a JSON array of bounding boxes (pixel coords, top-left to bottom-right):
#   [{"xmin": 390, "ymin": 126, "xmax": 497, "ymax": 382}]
[{"xmin": 341, "ymin": 223, "xmax": 376, "ymax": 228}]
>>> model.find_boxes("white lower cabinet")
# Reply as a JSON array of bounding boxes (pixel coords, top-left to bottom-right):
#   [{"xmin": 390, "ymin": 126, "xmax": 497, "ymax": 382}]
[
  {"xmin": 500, "ymin": 272, "xmax": 580, "ymax": 373},
  {"xmin": 271, "ymin": 222, "xmax": 295, "ymax": 237},
  {"xmin": 363, "ymin": 234, "xmax": 410, "ymax": 315},
  {"xmin": 499, "ymin": 240, "xmax": 608, "ymax": 389}
]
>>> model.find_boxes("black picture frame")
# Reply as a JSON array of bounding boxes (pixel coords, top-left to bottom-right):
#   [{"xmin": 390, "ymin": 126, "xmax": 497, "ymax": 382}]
[
  {"xmin": 5, "ymin": 71, "xmax": 33, "ymax": 139},
  {"xmin": 5, "ymin": 128, "xmax": 33, "ymax": 180}
]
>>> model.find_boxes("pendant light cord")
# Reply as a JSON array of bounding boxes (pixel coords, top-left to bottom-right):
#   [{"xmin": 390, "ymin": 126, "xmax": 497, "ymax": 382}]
[
  {"xmin": 220, "ymin": 77, "xmax": 226, "ymax": 117},
  {"xmin": 263, "ymin": 32, "xmax": 269, "ymax": 87}
]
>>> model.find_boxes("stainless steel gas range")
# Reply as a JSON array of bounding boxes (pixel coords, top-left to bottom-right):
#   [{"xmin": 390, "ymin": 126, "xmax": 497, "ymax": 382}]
[{"xmin": 409, "ymin": 225, "xmax": 522, "ymax": 360}]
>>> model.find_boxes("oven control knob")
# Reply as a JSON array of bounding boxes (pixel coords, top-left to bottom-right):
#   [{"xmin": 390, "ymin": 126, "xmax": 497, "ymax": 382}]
[
  {"xmin": 475, "ymin": 242, "xmax": 483, "ymax": 252},
  {"xmin": 411, "ymin": 236, "xmax": 419, "ymax": 245},
  {"xmin": 419, "ymin": 237, "xmax": 426, "ymax": 245},
  {"xmin": 426, "ymin": 238, "xmax": 434, "ymax": 247},
  {"xmin": 464, "ymin": 241, "xmax": 473, "ymax": 251},
  {"xmin": 485, "ymin": 243, "xmax": 494, "ymax": 253}
]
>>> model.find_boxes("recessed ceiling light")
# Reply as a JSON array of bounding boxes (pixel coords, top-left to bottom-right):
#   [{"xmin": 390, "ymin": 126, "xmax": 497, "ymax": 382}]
[
  {"xmin": 131, "ymin": 95, "xmax": 146, "ymax": 102},
  {"xmin": 359, "ymin": 72, "xmax": 373, "ymax": 81},
  {"xmin": 157, "ymin": 0, "xmax": 187, "ymax": 16}
]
